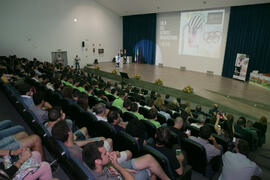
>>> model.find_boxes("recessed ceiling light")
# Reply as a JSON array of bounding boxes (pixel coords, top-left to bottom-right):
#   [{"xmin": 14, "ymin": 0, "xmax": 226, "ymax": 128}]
[{"xmin": 73, "ymin": 18, "xmax": 77, "ymax": 22}]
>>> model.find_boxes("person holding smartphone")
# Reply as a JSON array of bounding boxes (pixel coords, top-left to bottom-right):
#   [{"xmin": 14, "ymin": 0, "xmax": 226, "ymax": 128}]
[{"xmin": 155, "ymin": 127, "xmax": 185, "ymax": 177}]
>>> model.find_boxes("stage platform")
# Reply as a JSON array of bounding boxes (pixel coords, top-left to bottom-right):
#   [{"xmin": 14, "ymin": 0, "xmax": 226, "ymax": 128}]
[{"xmin": 85, "ymin": 62, "xmax": 270, "ymax": 122}]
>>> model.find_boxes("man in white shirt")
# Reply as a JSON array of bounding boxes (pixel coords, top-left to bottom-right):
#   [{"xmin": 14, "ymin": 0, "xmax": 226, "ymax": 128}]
[{"xmin": 219, "ymin": 139, "xmax": 262, "ymax": 180}]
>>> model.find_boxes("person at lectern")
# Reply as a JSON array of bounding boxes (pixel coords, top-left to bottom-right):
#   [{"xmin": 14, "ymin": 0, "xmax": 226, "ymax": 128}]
[
  {"xmin": 115, "ymin": 53, "xmax": 120, "ymax": 68},
  {"xmin": 123, "ymin": 49, "xmax": 127, "ymax": 64},
  {"xmin": 74, "ymin": 55, "xmax": 80, "ymax": 70}
]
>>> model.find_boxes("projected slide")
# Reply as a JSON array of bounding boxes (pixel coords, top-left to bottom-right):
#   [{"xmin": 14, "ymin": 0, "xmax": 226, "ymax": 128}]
[{"xmin": 179, "ymin": 9, "xmax": 225, "ymax": 58}]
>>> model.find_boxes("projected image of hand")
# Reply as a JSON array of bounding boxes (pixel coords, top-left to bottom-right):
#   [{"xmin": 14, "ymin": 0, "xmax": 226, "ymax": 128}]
[{"xmin": 187, "ymin": 15, "xmax": 204, "ymax": 47}]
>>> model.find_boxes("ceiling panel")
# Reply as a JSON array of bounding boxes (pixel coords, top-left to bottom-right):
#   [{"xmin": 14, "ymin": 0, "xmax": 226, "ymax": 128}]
[{"xmin": 95, "ymin": 0, "xmax": 270, "ymax": 16}]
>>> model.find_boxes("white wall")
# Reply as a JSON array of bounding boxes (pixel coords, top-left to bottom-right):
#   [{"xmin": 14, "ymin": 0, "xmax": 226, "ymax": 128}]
[
  {"xmin": 0, "ymin": 0, "xmax": 122, "ymax": 67},
  {"xmin": 156, "ymin": 8, "xmax": 230, "ymax": 75}
]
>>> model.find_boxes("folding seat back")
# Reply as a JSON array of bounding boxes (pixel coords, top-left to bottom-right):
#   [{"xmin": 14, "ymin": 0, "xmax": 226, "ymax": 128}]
[
  {"xmin": 181, "ymin": 138, "xmax": 207, "ymax": 175},
  {"xmin": 88, "ymin": 96, "xmax": 99, "ymax": 109},
  {"xmin": 141, "ymin": 120, "xmax": 157, "ymax": 139},
  {"xmin": 138, "ymin": 107, "xmax": 149, "ymax": 118},
  {"xmin": 212, "ymin": 134, "xmax": 229, "ymax": 152},
  {"xmin": 94, "ymin": 121, "xmax": 117, "ymax": 140},
  {"xmin": 187, "ymin": 125, "xmax": 200, "ymax": 137},
  {"xmin": 115, "ymin": 131, "xmax": 141, "ymax": 157},
  {"xmin": 56, "ymin": 140, "xmax": 95, "ymax": 180},
  {"xmin": 142, "ymin": 145, "xmax": 176, "ymax": 180},
  {"xmin": 122, "ymin": 111, "xmax": 138, "ymax": 122},
  {"xmin": 157, "ymin": 113, "xmax": 166, "ymax": 125},
  {"xmin": 77, "ymin": 111, "xmax": 97, "ymax": 137},
  {"xmin": 110, "ymin": 106, "xmax": 122, "ymax": 117},
  {"xmin": 106, "ymin": 94, "xmax": 116, "ymax": 102}
]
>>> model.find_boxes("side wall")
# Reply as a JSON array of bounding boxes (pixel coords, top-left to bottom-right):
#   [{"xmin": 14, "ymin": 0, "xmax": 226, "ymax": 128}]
[
  {"xmin": 156, "ymin": 8, "xmax": 230, "ymax": 75},
  {"xmin": 0, "ymin": 0, "xmax": 122, "ymax": 67}
]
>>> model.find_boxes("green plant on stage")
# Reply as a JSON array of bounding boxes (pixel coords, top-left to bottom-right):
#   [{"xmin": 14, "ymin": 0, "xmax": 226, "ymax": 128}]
[
  {"xmin": 112, "ymin": 69, "xmax": 117, "ymax": 74},
  {"xmin": 155, "ymin": 78, "xmax": 163, "ymax": 86},
  {"xmin": 134, "ymin": 73, "xmax": 141, "ymax": 80},
  {"xmin": 183, "ymin": 85, "xmax": 194, "ymax": 93}
]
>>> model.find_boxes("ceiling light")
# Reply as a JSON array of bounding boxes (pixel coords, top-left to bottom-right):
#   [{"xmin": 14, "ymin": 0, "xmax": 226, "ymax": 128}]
[{"xmin": 73, "ymin": 18, "xmax": 77, "ymax": 22}]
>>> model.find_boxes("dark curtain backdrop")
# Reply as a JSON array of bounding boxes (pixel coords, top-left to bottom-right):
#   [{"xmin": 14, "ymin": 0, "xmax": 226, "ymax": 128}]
[
  {"xmin": 222, "ymin": 3, "xmax": 270, "ymax": 80},
  {"xmin": 123, "ymin": 14, "xmax": 156, "ymax": 64}
]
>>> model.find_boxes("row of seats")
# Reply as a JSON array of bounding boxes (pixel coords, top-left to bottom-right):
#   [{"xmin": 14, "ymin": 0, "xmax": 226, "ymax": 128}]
[{"xmin": 0, "ymin": 81, "xmax": 95, "ymax": 180}]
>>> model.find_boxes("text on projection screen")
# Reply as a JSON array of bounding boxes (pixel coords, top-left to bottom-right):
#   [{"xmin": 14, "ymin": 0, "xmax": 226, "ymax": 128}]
[{"xmin": 179, "ymin": 9, "xmax": 225, "ymax": 58}]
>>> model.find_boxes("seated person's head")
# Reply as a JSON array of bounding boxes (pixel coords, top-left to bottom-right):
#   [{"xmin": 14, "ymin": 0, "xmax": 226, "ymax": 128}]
[
  {"xmin": 111, "ymin": 88, "xmax": 117, "ymax": 95},
  {"xmin": 148, "ymin": 108, "xmax": 158, "ymax": 120},
  {"xmin": 195, "ymin": 105, "xmax": 201, "ymax": 112},
  {"xmin": 165, "ymin": 94, "xmax": 170, "ymax": 99},
  {"xmin": 72, "ymin": 89, "xmax": 80, "ymax": 101},
  {"xmin": 107, "ymin": 110, "xmax": 120, "ymax": 125},
  {"xmin": 237, "ymin": 117, "xmax": 246, "ymax": 127},
  {"xmin": 155, "ymin": 127, "xmax": 172, "ymax": 147},
  {"xmin": 199, "ymin": 125, "xmax": 212, "ymax": 140},
  {"xmin": 236, "ymin": 139, "xmax": 249, "ymax": 156},
  {"xmin": 17, "ymin": 83, "xmax": 34, "ymax": 96},
  {"xmin": 62, "ymin": 86, "xmax": 73, "ymax": 98},
  {"xmin": 123, "ymin": 99, "xmax": 132, "ymax": 110},
  {"xmin": 33, "ymin": 91, "xmax": 45, "ymax": 106},
  {"xmin": 174, "ymin": 117, "xmax": 183, "ymax": 129},
  {"xmin": 48, "ymin": 106, "xmax": 65, "ymax": 122},
  {"xmin": 259, "ymin": 116, "xmax": 267, "ymax": 126},
  {"xmin": 78, "ymin": 93, "xmax": 89, "ymax": 110},
  {"xmin": 118, "ymin": 90, "xmax": 126, "ymax": 98},
  {"xmin": 94, "ymin": 103, "xmax": 106, "ymax": 116},
  {"xmin": 197, "ymin": 115, "xmax": 205, "ymax": 124},
  {"xmin": 51, "ymin": 120, "xmax": 71, "ymax": 143},
  {"xmin": 83, "ymin": 141, "xmax": 106, "ymax": 170},
  {"xmin": 130, "ymin": 102, "xmax": 139, "ymax": 112},
  {"xmin": 159, "ymin": 105, "xmax": 167, "ymax": 112}
]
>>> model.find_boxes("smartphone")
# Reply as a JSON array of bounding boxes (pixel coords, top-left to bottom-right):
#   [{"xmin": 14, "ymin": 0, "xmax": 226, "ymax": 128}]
[
  {"xmin": 233, "ymin": 137, "xmax": 236, "ymax": 143},
  {"xmin": 185, "ymin": 129, "xmax": 190, "ymax": 135},
  {"xmin": 176, "ymin": 149, "xmax": 181, "ymax": 156}
]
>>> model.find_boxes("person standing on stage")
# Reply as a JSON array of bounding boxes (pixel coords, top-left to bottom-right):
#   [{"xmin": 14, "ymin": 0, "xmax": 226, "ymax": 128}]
[
  {"xmin": 74, "ymin": 55, "xmax": 80, "ymax": 70},
  {"xmin": 115, "ymin": 53, "xmax": 120, "ymax": 68},
  {"xmin": 56, "ymin": 54, "xmax": 62, "ymax": 65},
  {"xmin": 123, "ymin": 49, "xmax": 127, "ymax": 64}
]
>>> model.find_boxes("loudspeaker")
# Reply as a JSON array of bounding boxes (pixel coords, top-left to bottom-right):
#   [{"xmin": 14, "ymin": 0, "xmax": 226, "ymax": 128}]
[{"xmin": 82, "ymin": 41, "xmax": 85, "ymax": 47}]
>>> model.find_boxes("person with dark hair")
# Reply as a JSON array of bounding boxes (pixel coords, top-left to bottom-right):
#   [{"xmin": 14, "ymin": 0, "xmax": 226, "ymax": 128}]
[
  {"xmin": 209, "ymin": 104, "xmax": 219, "ymax": 116},
  {"xmin": 17, "ymin": 83, "xmax": 35, "ymax": 107},
  {"xmin": 52, "ymin": 121, "xmax": 112, "ymax": 162},
  {"xmin": 155, "ymin": 127, "xmax": 185, "ymax": 176},
  {"xmin": 147, "ymin": 108, "xmax": 161, "ymax": 128},
  {"xmin": 107, "ymin": 110, "xmax": 126, "ymax": 133},
  {"xmin": 219, "ymin": 140, "xmax": 262, "ymax": 180},
  {"xmin": 45, "ymin": 106, "xmax": 90, "ymax": 142},
  {"xmin": 77, "ymin": 93, "xmax": 89, "ymax": 111},
  {"xmin": 130, "ymin": 102, "xmax": 144, "ymax": 120},
  {"xmin": 28, "ymin": 91, "xmax": 52, "ymax": 123},
  {"xmin": 122, "ymin": 98, "xmax": 132, "ymax": 113},
  {"xmin": 83, "ymin": 141, "xmax": 171, "ymax": 180},
  {"xmin": 189, "ymin": 125, "xmax": 221, "ymax": 162},
  {"xmin": 253, "ymin": 116, "xmax": 268, "ymax": 145},
  {"xmin": 112, "ymin": 90, "xmax": 126, "ymax": 109},
  {"xmin": 235, "ymin": 117, "xmax": 258, "ymax": 149}
]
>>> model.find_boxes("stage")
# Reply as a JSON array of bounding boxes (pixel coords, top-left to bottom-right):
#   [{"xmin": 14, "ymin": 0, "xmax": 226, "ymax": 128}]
[{"xmin": 85, "ymin": 62, "xmax": 270, "ymax": 122}]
